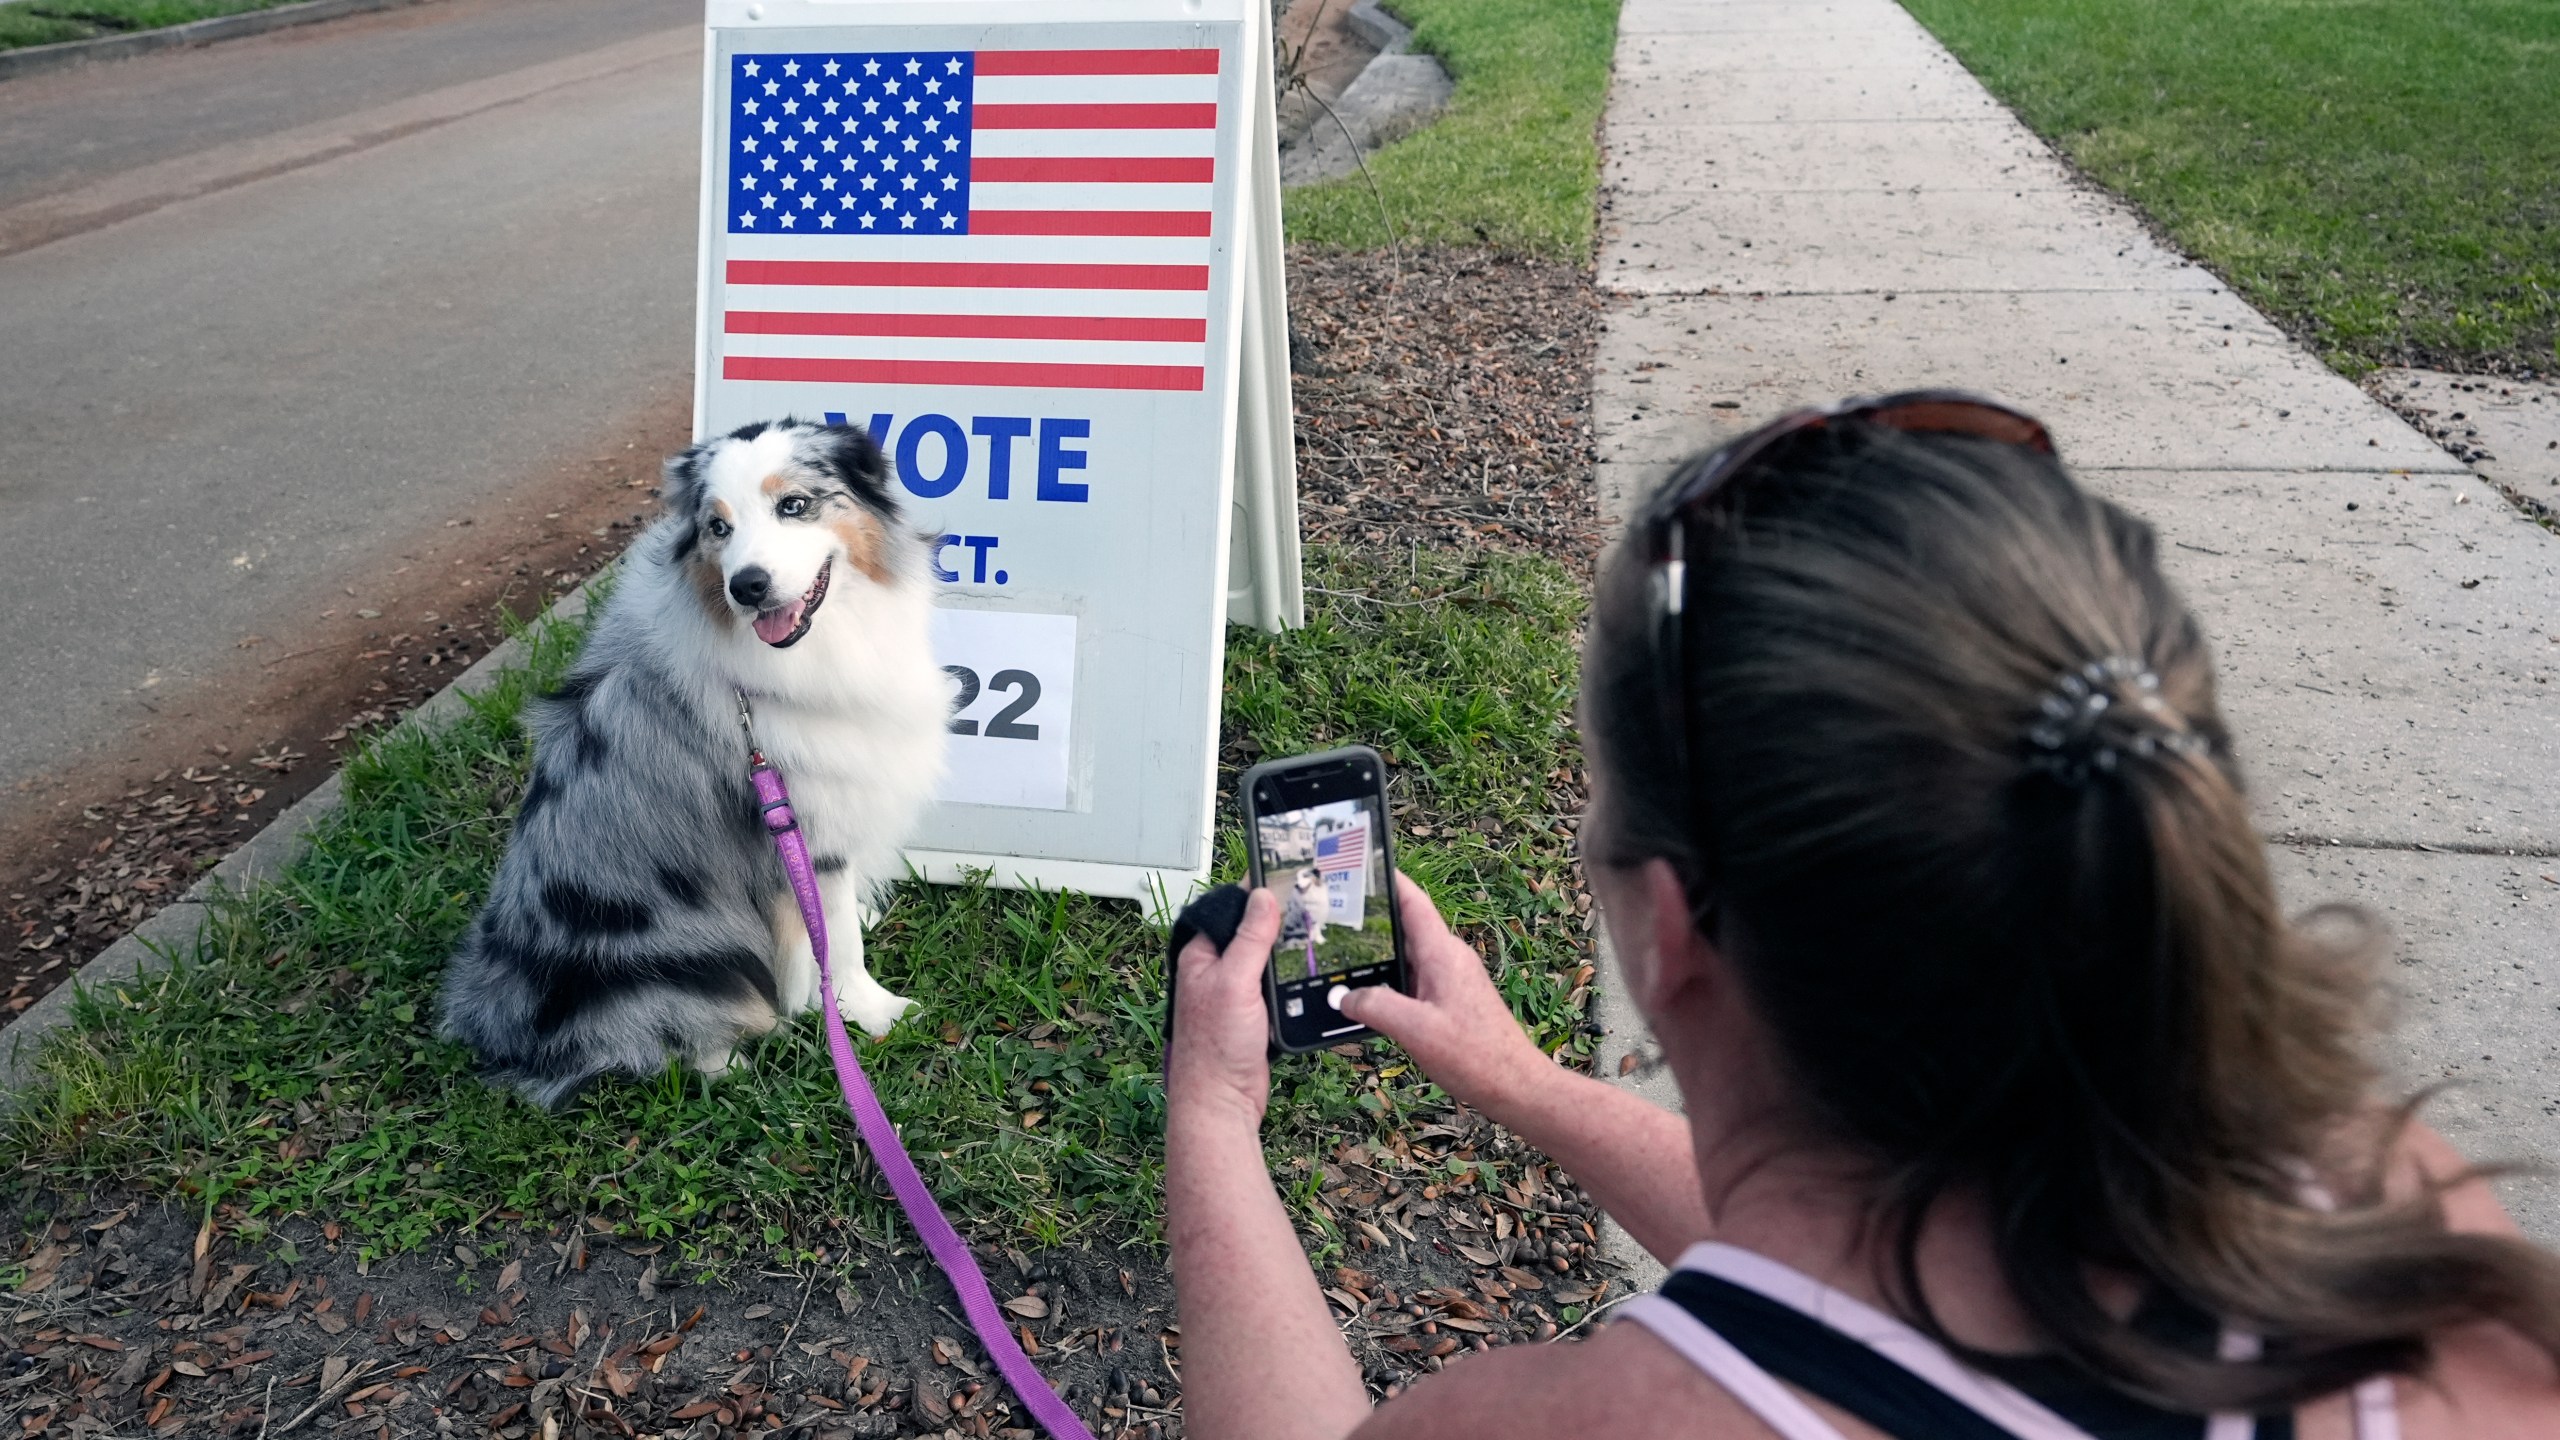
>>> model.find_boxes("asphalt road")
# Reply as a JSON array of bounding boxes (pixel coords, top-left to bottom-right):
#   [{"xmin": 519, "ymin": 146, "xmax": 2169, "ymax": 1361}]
[{"xmin": 0, "ymin": 0, "xmax": 702, "ymax": 802}]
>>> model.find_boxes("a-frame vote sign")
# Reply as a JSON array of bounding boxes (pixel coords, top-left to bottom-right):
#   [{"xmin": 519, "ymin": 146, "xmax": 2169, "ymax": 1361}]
[{"xmin": 692, "ymin": 0, "xmax": 1300, "ymax": 903}]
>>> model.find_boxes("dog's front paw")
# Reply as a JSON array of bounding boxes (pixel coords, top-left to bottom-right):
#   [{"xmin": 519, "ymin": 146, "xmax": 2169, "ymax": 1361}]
[
  {"xmin": 838, "ymin": 984, "xmax": 913, "ymax": 1038},
  {"xmin": 773, "ymin": 944, "xmax": 820, "ymax": 1015}
]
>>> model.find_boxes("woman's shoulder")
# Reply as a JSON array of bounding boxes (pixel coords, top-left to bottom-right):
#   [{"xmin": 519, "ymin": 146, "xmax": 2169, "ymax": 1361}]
[
  {"xmin": 2302, "ymin": 1121, "xmax": 2560, "ymax": 1439},
  {"xmin": 2389, "ymin": 1121, "xmax": 2525, "ymax": 1239},
  {"xmin": 1348, "ymin": 1313, "xmax": 1785, "ymax": 1440}
]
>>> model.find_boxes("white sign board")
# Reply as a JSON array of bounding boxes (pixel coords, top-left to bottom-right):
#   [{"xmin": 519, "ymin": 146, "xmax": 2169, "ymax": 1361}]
[{"xmin": 693, "ymin": 0, "xmax": 1294, "ymax": 902}]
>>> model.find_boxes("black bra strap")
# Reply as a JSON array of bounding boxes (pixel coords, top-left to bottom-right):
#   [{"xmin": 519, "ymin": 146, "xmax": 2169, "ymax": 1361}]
[
  {"xmin": 1979, "ymin": 1352, "xmax": 2296, "ymax": 1440},
  {"xmin": 1659, "ymin": 1270, "xmax": 2024, "ymax": 1440},
  {"xmin": 1661, "ymin": 1271, "xmax": 2295, "ymax": 1440}
]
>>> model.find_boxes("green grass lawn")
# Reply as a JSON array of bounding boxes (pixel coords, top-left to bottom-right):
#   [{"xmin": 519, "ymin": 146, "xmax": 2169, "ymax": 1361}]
[
  {"xmin": 0, "ymin": 0, "xmax": 312, "ymax": 50},
  {"xmin": 3, "ymin": 546, "xmax": 1594, "ymax": 1265},
  {"xmin": 1900, "ymin": 0, "xmax": 2560, "ymax": 374},
  {"xmin": 1283, "ymin": 0, "xmax": 1621, "ymax": 260}
]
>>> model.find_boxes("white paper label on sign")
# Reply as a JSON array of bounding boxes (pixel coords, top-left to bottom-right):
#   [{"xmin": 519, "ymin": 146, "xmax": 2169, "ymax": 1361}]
[{"xmin": 933, "ymin": 607, "xmax": 1077, "ymax": 812}]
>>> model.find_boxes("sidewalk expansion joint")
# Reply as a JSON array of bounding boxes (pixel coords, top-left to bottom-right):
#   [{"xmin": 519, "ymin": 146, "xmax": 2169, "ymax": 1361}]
[
  {"xmin": 2073, "ymin": 463, "xmax": 2481, "ymax": 476},
  {"xmin": 1611, "ymin": 117, "xmax": 2023, "ymax": 129},
  {"xmin": 2267, "ymin": 834, "xmax": 2560, "ymax": 861},
  {"xmin": 1598, "ymin": 284, "xmax": 2220, "ymax": 300}
]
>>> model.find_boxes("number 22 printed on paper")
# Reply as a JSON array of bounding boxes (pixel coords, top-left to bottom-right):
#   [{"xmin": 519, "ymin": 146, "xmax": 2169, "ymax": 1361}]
[{"xmin": 932, "ymin": 607, "xmax": 1077, "ymax": 812}]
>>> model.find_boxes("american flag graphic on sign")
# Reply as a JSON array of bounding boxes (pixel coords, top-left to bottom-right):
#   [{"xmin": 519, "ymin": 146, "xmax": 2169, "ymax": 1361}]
[
  {"xmin": 1313, "ymin": 818, "xmax": 1368, "ymax": 876},
  {"xmin": 722, "ymin": 47, "xmax": 1220, "ymax": 393}
]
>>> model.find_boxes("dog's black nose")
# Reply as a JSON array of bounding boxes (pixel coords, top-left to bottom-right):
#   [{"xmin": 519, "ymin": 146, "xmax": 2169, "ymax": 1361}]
[{"xmin": 728, "ymin": 567, "xmax": 771, "ymax": 608}]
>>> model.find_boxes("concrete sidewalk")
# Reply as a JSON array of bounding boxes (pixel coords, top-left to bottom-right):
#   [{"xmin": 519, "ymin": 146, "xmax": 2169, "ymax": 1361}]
[{"xmin": 1589, "ymin": 0, "xmax": 2560, "ymax": 1280}]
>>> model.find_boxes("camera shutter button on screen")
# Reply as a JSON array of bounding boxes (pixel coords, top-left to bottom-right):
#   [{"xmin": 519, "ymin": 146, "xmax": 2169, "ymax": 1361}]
[{"xmin": 1326, "ymin": 984, "xmax": 1350, "ymax": 1011}]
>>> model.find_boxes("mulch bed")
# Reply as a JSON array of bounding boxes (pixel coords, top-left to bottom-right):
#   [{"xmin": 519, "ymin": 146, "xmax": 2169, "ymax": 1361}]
[
  {"xmin": 1287, "ymin": 248, "xmax": 1603, "ymax": 568},
  {"xmin": 1, "ymin": 245, "xmax": 1616, "ymax": 1439}
]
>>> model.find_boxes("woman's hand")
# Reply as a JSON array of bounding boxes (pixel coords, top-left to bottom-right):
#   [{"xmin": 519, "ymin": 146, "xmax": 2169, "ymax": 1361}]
[
  {"xmin": 1337, "ymin": 873, "xmax": 1556, "ymax": 1122},
  {"xmin": 1167, "ymin": 886, "xmax": 1282, "ymax": 1132}
]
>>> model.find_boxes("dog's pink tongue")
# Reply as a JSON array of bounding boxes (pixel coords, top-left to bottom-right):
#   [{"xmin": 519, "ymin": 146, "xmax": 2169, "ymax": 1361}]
[{"xmin": 752, "ymin": 600, "xmax": 805, "ymax": 645}]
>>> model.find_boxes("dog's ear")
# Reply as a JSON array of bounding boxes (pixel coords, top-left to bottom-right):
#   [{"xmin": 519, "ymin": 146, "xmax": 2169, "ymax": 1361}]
[
  {"xmin": 812, "ymin": 420, "xmax": 897, "ymax": 516},
  {"xmin": 662, "ymin": 437, "xmax": 719, "ymax": 514}
]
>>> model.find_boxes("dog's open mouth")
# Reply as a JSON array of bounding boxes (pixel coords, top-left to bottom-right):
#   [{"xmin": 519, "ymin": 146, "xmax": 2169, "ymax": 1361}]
[{"xmin": 751, "ymin": 559, "xmax": 831, "ymax": 648}]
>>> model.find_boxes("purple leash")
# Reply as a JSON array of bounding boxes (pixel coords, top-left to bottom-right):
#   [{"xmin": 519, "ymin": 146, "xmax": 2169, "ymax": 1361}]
[{"xmin": 742, "ymin": 695, "xmax": 1097, "ymax": 1440}]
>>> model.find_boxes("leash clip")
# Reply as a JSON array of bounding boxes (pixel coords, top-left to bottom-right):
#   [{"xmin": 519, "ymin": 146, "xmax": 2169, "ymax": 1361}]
[{"xmin": 738, "ymin": 688, "xmax": 789, "ymax": 823}]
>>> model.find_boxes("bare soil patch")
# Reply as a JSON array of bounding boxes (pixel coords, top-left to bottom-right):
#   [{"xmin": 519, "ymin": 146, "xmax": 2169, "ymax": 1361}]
[
  {"xmin": 0, "ymin": 388, "xmax": 692, "ymax": 1022},
  {"xmin": 1272, "ymin": 0, "xmax": 1379, "ymax": 152}
]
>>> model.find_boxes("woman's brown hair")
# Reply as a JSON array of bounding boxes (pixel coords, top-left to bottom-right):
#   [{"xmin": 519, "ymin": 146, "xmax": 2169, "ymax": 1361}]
[{"xmin": 1584, "ymin": 421, "xmax": 2560, "ymax": 1411}]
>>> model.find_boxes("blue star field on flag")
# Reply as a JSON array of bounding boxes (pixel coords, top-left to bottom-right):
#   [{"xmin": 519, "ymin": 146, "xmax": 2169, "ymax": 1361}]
[{"xmin": 730, "ymin": 51, "xmax": 977, "ymax": 235}]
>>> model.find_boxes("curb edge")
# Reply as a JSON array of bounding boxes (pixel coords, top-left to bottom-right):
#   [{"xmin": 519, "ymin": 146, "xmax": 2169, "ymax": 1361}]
[{"xmin": 0, "ymin": 0, "xmax": 438, "ymax": 85}]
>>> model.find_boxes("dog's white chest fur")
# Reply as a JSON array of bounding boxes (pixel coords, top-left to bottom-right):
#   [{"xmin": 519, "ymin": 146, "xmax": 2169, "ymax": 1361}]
[{"xmin": 743, "ymin": 607, "xmax": 950, "ymax": 883}]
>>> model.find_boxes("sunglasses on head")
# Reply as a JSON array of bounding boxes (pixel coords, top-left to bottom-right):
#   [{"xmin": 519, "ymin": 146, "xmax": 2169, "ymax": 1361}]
[
  {"xmin": 1639, "ymin": 389, "xmax": 2054, "ymax": 581},
  {"xmin": 1639, "ymin": 390, "xmax": 2058, "ymax": 842}
]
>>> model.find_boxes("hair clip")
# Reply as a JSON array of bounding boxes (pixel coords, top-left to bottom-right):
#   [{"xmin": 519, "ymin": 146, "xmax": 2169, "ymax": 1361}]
[{"xmin": 2022, "ymin": 654, "xmax": 2206, "ymax": 784}]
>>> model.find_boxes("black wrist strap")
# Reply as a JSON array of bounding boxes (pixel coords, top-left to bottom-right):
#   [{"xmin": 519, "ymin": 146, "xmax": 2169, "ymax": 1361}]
[{"xmin": 1162, "ymin": 883, "xmax": 1262, "ymax": 1063}]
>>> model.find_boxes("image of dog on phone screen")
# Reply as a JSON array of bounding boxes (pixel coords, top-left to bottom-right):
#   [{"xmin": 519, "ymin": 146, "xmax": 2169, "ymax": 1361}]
[{"xmin": 1280, "ymin": 868, "xmax": 1327, "ymax": 977}]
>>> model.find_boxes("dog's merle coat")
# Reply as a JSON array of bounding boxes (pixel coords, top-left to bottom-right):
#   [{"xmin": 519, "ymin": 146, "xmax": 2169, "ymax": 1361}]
[{"xmin": 440, "ymin": 420, "xmax": 948, "ymax": 1108}]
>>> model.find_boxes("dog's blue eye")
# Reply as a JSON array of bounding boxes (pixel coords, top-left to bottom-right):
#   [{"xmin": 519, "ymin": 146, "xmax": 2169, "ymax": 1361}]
[
  {"xmin": 778, "ymin": 496, "xmax": 809, "ymax": 518},
  {"xmin": 707, "ymin": 518, "xmax": 731, "ymax": 538}
]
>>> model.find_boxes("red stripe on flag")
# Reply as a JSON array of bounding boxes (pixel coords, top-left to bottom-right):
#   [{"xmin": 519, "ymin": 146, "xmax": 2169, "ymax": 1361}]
[
  {"xmin": 970, "ymin": 155, "xmax": 1214, "ymax": 184},
  {"xmin": 727, "ymin": 259, "xmax": 1209, "ymax": 291},
  {"xmin": 726, "ymin": 355, "xmax": 1205, "ymax": 392},
  {"xmin": 969, "ymin": 210, "xmax": 1212, "ymax": 238},
  {"xmin": 974, "ymin": 49, "xmax": 1220, "ymax": 76},
  {"xmin": 726, "ymin": 311, "xmax": 1207, "ymax": 343},
  {"xmin": 974, "ymin": 103, "xmax": 1216, "ymax": 130}
]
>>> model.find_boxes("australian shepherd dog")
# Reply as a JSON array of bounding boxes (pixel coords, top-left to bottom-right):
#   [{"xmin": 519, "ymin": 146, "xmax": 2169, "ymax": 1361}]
[{"xmin": 440, "ymin": 419, "xmax": 948, "ymax": 1108}]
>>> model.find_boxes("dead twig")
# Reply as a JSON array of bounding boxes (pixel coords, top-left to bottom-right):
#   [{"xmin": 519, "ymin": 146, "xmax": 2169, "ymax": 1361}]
[
  {"xmin": 1551, "ymin": 1290, "xmax": 1634, "ymax": 1343},
  {"xmin": 253, "ymin": 1374, "xmax": 279, "ymax": 1440},
  {"xmin": 770, "ymin": 1266, "xmax": 819, "ymax": 1392},
  {"xmin": 1306, "ymin": 586, "xmax": 1469, "ymax": 608},
  {"xmin": 1299, "ymin": 82, "xmax": 1403, "ymax": 268},
  {"xmin": 275, "ymin": 1358, "xmax": 380, "ymax": 1435}
]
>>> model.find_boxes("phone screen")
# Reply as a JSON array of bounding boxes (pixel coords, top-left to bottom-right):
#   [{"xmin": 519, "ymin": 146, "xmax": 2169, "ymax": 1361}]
[{"xmin": 1249, "ymin": 753, "xmax": 1403, "ymax": 1049}]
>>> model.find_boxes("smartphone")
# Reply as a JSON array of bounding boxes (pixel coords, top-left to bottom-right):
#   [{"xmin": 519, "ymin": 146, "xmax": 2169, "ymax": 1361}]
[{"xmin": 1239, "ymin": 745, "xmax": 1411, "ymax": 1052}]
